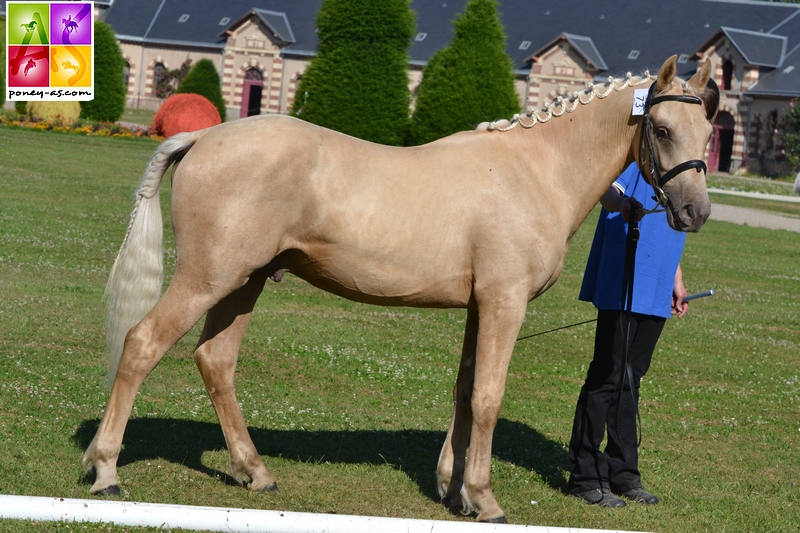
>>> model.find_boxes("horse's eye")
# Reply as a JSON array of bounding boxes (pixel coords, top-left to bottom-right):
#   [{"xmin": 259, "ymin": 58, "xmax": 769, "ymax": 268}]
[{"xmin": 656, "ymin": 127, "xmax": 670, "ymax": 142}]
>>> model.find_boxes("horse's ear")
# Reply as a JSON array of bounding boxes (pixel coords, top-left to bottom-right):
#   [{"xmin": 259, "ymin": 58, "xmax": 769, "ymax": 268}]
[
  {"xmin": 656, "ymin": 55, "xmax": 678, "ymax": 92},
  {"xmin": 687, "ymin": 60, "xmax": 712, "ymax": 93}
]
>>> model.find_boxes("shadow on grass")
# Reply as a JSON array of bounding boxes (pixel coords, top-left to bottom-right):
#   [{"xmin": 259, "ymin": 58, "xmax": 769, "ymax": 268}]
[{"xmin": 73, "ymin": 417, "xmax": 569, "ymax": 501}]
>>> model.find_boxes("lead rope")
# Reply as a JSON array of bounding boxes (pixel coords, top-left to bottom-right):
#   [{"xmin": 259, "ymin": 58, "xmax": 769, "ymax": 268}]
[{"xmin": 617, "ymin": 208, "xmax": 643, "ymax": 451}]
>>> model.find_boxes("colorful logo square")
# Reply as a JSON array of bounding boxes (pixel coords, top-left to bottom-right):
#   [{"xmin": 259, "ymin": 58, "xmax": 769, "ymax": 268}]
[
  {"xmin": 7, "ymin": 45, "xmax": 49, "ymax": 87},
  {"xmin": 50, "ymin": 45, "xmax": 91, "ymax": 87},
  {"xmin": 7, "ymin": 3, "xmax": 51, "ymax": 45},
  {"xmin": 5, "ymin": 1, "xmax": 94, "ymax": 101},
  {"xmin": 49, "ymin": 3, "xmax": 92, "ymax": 45}
]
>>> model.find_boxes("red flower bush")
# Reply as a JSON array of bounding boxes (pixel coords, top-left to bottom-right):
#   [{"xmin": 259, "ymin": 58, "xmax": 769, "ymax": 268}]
[{"xmin": 151, "ymin": 93, "xmax": 222, "ymax": 138}]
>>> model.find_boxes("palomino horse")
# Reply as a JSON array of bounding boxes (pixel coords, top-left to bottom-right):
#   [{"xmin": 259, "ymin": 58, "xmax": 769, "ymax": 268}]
[{"xmin": 83, "ymin": 56, "xmax": 715, "ymax": 522}]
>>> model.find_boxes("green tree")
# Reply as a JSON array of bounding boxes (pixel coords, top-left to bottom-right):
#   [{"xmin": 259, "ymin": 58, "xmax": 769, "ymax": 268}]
[
  {"xmin": 408, "ymin": 0, "xmax": 520, "ymax": 145},
  {"xmin": 176, "ymin": 58, "xmax": 226, "ymax": 122},
  {"xmin": 80, "ymin": 21, "xmax": 126, "ymax": 122},
  {"xmin": 292, "ymin": 0, "xmax": 414, "ymax": 146},
  {"xmin": 780, "ymin": 99, "xmax": 800, "ymax": 172}
]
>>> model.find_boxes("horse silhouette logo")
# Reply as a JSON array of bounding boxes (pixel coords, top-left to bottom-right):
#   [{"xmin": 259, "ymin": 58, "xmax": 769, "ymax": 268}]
[
  {"xmin": 21, "ymin": 20, "xmax": 37, "ymax": 32},
  {"xmin": 62, "ymin": 60, "xmax": 80, "ymax": 73},
  {"xmin": 24, "ymin": 59, "xmax": 37, "ymax": 76},
  {"xmin": 62, "ymin": 15, "xmax": 79, "ymax": 34}
]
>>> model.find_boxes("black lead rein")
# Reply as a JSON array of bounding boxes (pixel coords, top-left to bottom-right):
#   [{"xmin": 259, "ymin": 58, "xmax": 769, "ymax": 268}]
[{"xmin": 617, "ymin": 212, "xmax": 642, "ymax": 450}]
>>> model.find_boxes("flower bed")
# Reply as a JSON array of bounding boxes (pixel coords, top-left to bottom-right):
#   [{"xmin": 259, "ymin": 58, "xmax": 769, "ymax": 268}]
[{"xmin": 0, "ymin": 109, "xmax": 162, "ymax": 140}]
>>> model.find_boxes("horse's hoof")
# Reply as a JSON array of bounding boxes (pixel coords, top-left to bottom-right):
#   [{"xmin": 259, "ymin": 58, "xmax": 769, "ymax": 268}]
[
  {"xmin": 480, "ymin": 515, "xmax": 508, "ymax": 524},
  {"xmin": 92, "ymin": 485, "xmax": 120, "ymax": 497},
  {"xmin": 259, "ymin": 482, "xmax": 279, "ymax": 493}
]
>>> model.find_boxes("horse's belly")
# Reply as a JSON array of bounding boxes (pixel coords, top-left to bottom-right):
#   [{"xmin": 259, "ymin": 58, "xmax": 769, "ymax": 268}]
[{"xmin": 287, "ymin": 246, "xmax": 472, "ymax": 308}]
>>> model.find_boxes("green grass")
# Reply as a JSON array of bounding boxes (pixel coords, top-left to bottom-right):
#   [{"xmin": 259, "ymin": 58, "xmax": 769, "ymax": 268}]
[
  {"xmin": 119, "ymin": 108, "xmax": 156, "ymax": 126},
  {"xmin": 707, "ymin": 173, "xmax": 796, "ymax": 196},
  {"xmin": 1, "ymin": 126, "xmax": 798, "ymax": 532}
]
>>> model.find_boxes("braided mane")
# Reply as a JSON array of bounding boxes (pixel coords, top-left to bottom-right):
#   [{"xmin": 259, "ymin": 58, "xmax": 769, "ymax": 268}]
[{"xmin": 478, "ymin": 71, "xmax": 656, "ymax": 133}]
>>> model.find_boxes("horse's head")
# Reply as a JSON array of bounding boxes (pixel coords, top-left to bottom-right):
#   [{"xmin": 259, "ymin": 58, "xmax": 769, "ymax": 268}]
[{"xmin": 639, "ymin": 55, "xmax": 717, "ymax": 232}]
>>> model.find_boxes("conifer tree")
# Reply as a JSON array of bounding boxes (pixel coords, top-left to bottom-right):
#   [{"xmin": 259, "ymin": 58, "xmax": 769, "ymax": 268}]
[
  {"xmin": 408, "ymin": 0, "xmax": 519, "ymax": 145},
  {"xmin": 80, "ymin": 21, "xmax": 126, "ymax": 123},
  {"xmin": 292, "ymin": 0, "xmax": 414, "ymax": 146},
  {"xmin": 177, "ymin": 58, "xmax": 226, "ymax": 122}
]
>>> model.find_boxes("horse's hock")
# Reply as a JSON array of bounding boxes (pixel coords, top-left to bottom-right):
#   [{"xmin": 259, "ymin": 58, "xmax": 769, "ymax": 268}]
[{"xmin": 151, "ymin": 93, "xmax": 222, "ymax": 138}]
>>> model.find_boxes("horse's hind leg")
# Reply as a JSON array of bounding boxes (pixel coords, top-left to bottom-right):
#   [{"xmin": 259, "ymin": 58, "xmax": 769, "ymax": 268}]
[
  {"xmin": 83, "ymin": 276, "xmax": 221, "ymax": 495},
  {"xmin": 437, "ymin": 308, "xmax": 477, "ymax": 512},
  {"xmin": 193, "ymin": 270, "xmax": 277, "ymax": 492}
]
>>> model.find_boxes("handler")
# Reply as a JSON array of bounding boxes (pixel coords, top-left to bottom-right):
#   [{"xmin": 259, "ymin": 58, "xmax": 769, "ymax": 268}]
[{"xmin": 566, "ymin": 162, "xmax": 688, "ymax": 508}]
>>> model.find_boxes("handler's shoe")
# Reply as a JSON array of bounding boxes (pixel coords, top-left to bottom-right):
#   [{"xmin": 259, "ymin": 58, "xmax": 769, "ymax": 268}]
[
  {"xmin": 621, "ymin": 487, "xmax": 659, "ymax": 505},
  {"xmin": 572, "ymin": 488, "xmax": 626, "ymax": 508}
]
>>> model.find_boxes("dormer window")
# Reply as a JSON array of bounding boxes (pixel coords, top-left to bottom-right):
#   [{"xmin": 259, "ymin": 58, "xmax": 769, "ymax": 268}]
[{"xmin": 722, "ymin": 59, "xmax": 733, "ymax": 90}]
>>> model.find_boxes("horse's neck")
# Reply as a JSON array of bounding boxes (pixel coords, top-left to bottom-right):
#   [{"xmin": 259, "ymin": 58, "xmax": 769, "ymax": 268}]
[{"xmin": 528, "ymin": 85, "xmax": 643, "ymax": 235}]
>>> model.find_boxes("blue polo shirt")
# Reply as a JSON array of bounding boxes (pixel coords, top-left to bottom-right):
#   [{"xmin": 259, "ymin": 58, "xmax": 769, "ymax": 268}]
[{"xmin": 579, "ymin": 163, "xmax": 685, "ymax": 318}]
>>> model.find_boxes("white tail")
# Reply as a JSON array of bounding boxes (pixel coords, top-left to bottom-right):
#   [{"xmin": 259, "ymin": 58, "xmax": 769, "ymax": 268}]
[{"xmin": 104, "ymin": 131, "xmax": 202, "ymax": 385}]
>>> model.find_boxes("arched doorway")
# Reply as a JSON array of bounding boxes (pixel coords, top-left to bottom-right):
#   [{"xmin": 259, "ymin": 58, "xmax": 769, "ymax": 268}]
[
  {"xmin": 708, "ymin": 111, "xmax": 735, "ymax": 173},
  {"xmin": 240, "ymin": 68, "xmax": 263, "ymax": 118}
]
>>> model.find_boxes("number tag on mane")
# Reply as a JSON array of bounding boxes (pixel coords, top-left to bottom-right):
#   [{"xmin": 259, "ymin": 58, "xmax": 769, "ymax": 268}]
[{"xmin": 632, "ymin": 88, "xmax": 648, "ymax": 116}]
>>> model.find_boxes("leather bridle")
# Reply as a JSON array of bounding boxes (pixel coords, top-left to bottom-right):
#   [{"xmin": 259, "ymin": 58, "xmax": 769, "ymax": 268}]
[{"xmin": 638, "ymin": 83, "xmax": 707, "ymax": 210}]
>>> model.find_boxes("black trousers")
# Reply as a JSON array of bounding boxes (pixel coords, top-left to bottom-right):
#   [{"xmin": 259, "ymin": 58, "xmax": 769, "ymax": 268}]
[{"xmin": 567, "ymin": 309, "xmax": 665, "ymax": 494}]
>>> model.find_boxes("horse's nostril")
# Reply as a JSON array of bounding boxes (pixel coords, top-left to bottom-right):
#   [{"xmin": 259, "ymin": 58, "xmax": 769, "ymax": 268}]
[{"xmin": 683, "ymin": 204, "xmax": 695, "ymax": 221}]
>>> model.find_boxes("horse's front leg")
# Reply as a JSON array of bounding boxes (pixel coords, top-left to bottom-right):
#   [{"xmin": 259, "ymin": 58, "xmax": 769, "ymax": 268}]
[
  {"xmin": 437, "ymin": 308, "xmax": 478, "ymax": 512},
  {"xmin": 461, "ymin": 297, "xmax": 526, "ymax": 523}
]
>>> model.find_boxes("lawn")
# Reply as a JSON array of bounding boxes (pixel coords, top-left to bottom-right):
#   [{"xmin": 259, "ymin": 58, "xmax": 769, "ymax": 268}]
[
  {"xmin": 118, "ymin": 108, "xmax": 156, "ymax": 126},
  {"xmin": 0, "ymin": 126, "xmax": 798, "ymax": 532}
]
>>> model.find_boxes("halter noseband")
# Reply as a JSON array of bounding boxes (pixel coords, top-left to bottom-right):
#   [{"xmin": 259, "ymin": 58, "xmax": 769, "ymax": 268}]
[{"xmin": 638, "ymin": 83, "xmax": 707, "ymax": 209}]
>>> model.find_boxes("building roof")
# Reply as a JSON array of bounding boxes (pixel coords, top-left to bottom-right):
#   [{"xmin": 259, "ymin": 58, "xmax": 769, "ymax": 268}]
[
  {"xmin": 104, "ymin": 0, "xmax": 319, "ymax": 53},
  {"xmin": 103, "ymin": 0, "xmax": 800, "ymax": 94},
  {"xmin": 529, "ymin": 33, "xmax": 608, "ymax": 72},
  {"xmin": 746, "ymin": 47, "xmax": 800, "ymax": 97},
  {"xmin": 722, "ymin": 27, "xmax": 786, "ymax": 68},
  {"xmin": 222, "ymin": 8, "xmax": 296, "ymax": 44}
]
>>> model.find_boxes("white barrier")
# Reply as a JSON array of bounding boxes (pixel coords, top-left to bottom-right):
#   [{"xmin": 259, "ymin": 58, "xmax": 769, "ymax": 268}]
[{"xmin": 0, "ymin": 495, "xmax": 650, "ymax": 533}]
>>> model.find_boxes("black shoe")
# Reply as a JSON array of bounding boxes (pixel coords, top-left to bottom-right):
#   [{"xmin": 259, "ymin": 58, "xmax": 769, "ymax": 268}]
[
  {"xmin": 572, "ymin": 488, "xmax": 627, "ymax": 508},
  {"xmin": 621, "ymin": 487, "xmax": 659, "ymax": 505}
]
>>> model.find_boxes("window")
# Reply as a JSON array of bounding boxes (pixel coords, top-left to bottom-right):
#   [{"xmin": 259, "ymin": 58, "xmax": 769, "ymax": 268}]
[
  {"xmin": 153, "ymin": 62, "xmax": 166, "ymax": 89},
  {"xmin": 178, "ymin": 14, "xmax": 190, "ymax": 23},
  {"xmin": 722, "ymin": 59, "xmax": 733, "ymax": 90},
  {"xmin": 519, "ymin": 41, "xmax": 531, "ymax": 50},
  {"xmin": 123, "ymin": 61, "xmax": 130, "ymax": 89},
  {"xmin": 415, "ymin": 32, "xmax": 427, "ymax": 42},
  {"xmin": 628, "ymin": 50, "xmax": 640, "ymax": 60},
  {"xmin": 219, "ymin": 17, "xmax": 231, "ymax": 26},
  {"xmin": 678, "ymin": 54, "xmax": 689, "ymax": 64},
  {"xmin": 245, "ymin": 68, "xmax": 263, "ymax": 82}
]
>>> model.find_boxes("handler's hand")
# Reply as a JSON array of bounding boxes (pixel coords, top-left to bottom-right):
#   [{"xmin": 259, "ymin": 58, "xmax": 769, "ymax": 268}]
[
  {"xmin": 672, "ymin": 265, "xmax": 689, "ymax": 318},
  {"xmin": 622, "ymin": 197, "xmax": 644, "ymax": 223},
  {"xmin": 672, "ymin": 293, "xmax": 689, "ymax": 318}
]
